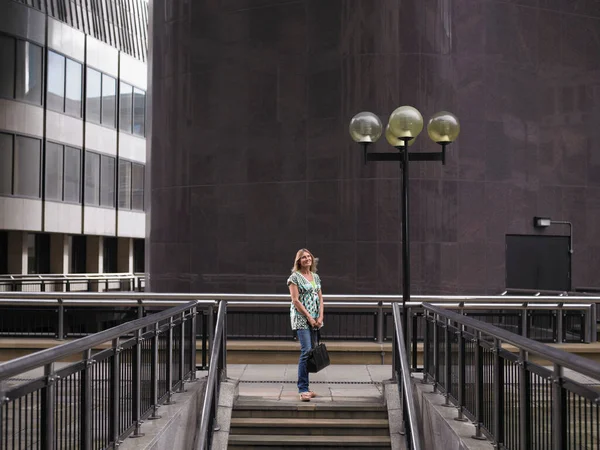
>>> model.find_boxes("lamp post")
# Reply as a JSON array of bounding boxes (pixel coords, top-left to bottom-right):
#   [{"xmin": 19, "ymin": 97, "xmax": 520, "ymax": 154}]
[{"xmin": 349, "ymin": 107, "xmax": 460, "ymax": 352}]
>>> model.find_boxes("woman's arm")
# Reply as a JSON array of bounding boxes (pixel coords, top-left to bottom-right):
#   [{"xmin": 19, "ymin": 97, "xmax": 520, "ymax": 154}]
[
  {"xmin": 316, "ymin": 289, "xmax": 324, "ymax": 327},
  {"xmin": 289, "ymin": 284, "xmax": 317, "ymax": 327}
]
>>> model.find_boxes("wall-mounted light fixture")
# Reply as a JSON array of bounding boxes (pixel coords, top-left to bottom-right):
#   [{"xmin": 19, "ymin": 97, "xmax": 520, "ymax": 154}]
[{"xmin": 533, "ymin": 216, "xmax": 552, "ymax": 228}]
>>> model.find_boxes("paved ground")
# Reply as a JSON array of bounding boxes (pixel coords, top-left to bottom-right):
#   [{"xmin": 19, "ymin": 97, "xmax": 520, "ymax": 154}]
[{"xmin": 225, "ymin": 364, "xmax": 393, "ymax": 402}]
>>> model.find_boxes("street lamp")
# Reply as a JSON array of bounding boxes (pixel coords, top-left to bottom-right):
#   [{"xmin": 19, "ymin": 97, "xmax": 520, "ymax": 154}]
[{"xmin": 349, "ymin": 107, "xmax": 460, "ymax": 352}]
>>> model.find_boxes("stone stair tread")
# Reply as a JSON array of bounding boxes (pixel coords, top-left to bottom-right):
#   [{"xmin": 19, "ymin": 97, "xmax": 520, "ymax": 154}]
[
  {"xmin": 229, "ymin": 435, "xmax": 391, "ymax": 446},
  {"xmin": 234, "ymin": 400, "xmax": 386, "ymax": 411},
  {"xmin": 231, "ymin": 418, "xmax": 389, "ymax": 428}
]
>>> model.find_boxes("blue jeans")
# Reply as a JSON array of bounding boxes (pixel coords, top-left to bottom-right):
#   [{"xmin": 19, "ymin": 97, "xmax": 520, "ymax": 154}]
[{"xmin": 297, "ymin": 328, "xmax": 317, "ymax": 393}]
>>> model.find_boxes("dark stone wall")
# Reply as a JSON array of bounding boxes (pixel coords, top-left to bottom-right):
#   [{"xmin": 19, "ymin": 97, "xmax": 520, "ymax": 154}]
[{"xmin": 148, "ymin": 0, "xmax": 600, "ymax": 295}]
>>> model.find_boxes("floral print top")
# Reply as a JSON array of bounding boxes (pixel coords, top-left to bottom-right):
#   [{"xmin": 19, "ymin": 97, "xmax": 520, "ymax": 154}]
[{"xmin": 287, "ymin": 271, "xmax": 322, "ymax": 330}]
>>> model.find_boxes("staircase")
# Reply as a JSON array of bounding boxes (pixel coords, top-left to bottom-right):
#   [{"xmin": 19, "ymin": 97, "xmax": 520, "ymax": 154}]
[{"xmin": 227, "ymin": 398, "xmax": 392, "ymax": 449}]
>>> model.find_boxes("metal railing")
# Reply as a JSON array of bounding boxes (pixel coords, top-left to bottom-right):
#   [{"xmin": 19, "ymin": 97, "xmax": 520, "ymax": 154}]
[
  {"xmin": 422, "ymin": 302, "xmax": 600, "ymax": 449},
  {"xmin": 197, "ymin": 301, "xmax": 227, "ymax": 450},
  {"xmin": 0, "ymin": 293, "xmax": 595, "ymax": 345},
  {"xmin": 392, "ymin": 303, "xmax": 422, "ymax": 450},
  {"xmin": 0, "ymin": 300, "xmax": 202, "ymax": 450},
  {"xmin": 0, "ymin": 273, "xmax": 145, "ymax": 293}
]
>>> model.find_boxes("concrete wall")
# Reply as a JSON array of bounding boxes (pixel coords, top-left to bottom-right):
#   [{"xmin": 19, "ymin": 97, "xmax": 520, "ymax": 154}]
[{"xmin": 148, "ymin": 0, "xmax": 600, "ymax": 294}]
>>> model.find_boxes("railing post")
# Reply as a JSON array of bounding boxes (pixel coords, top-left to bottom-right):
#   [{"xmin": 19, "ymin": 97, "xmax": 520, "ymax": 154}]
[
  {"xmin": 221, "ymin": 302, "xmax": 228, "ymax": 380},
  {"xmin": 392, "ymin": 320, "xmax": 398, "ymax": 382},
  {"xmin": 166, "ymin": 316, "xmax": 175, "ymax": 404},
  {"xmin": 493, "ymin": 338, "xmax": 504, "ymax": 447},
  {"xmin": 377, "ymin": 301, "xmax": 384, "ymax": 343},
  {"xmin": 590, "ymin": 303, "xmax": 598, "ymax": 343},
  {"xmin": 149, "ymin": 323, "xmax": 161, "ymax": 420},
  {"xmin": 207, "ymin": 305, "xmax": 214, "ymax": 368},
  {"xmin": 422, "ymin": 313, "xmax": 430, "ymax": 384},
  {"xmin": 444, "ymin": 318, "xmax": 452, "ymax": 406},
  {"xmin": 406, "ymin": 307, "xmax": 412, "ymax": 369},
  {"xmin": 411, "ymin": 310, "xmax": 418, "ymax": 371},
  {"xmin": 189, "ymin": 306, "xmax": 197, "ymax": 380},
  {"xmin": 178, "ymin": 312, "xmax": 186, "ymax": 392},
  {"xmin": 472, "ymin": 331, "xmax": 486, "ymax": 440},
  {"xmin": 556, "ymin": 305, "xmax": 564, "ymax": 343},
  {"xmin": 518, "ymin": 349, "xmax": 530, "ymax": 450},
  {"xmin": 111, "ymin": 338, "xmax": 121, "ymax": 447},
  {"xmin": 57, "ymin": 301, "xmax": 64, "ymax": 340},
  {"xmin": 81, "ymin": 350, "xmax": 92, "ymax": 449},
  {"xmin": 131, "ymin": 329, "xmax": 144, "ymax": 438},
  {"xmin": 455, "ymin": 325, "xmax": 467, "ymax": 421},
  {"xmin": 202, "ymin": 309, "xmax": 208, "ymax": 370},
  {"xmin": 551, "ymin": 363, "xmax": 567, "ymax": 450},
  {"xmin": 41, "ymin": 363, "xmax": 56, "ymax": 450},
  {"xmin": 433, "ymin": 314, "xmax": 439, "ymax": 392},
  {"xmin": 521, "ymin": 305, "xmax": 528, "ymax": 338}
]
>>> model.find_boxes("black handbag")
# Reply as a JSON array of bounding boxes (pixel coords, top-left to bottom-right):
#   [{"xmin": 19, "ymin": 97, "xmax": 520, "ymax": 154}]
[{"xmin": 307, "ymin": 330, "xmax": 330, "ymax": 373}]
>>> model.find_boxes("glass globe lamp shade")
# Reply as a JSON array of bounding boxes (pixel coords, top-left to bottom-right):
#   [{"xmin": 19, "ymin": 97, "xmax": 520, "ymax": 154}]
[
  {"xmin": 349, "ymin": 112, "xmax": 383, "ymax": 143},
  {"xmin": 427, "ymin": 111, "xmax": 460, "ymax": 143},
  {"xmin": 385, "ymin": 125, "xmax": 415, "ymax": 147},
  {"xmin": 388, "ymin": 106, "xmax": 423, "ymax": 139}
]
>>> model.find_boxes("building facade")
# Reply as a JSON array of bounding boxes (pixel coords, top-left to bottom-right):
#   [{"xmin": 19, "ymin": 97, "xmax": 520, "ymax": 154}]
[
  {"xmin": 148, "ymin": 1, "xmax": 600, "ymax": 296},
  {"xmin": 0, "ymin": 0, "xmax": 148, "ymax": 276}
]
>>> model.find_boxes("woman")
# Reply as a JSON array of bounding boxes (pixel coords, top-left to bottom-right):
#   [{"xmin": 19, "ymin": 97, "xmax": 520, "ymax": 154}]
[{"xmin": 287, "ymin": 248, "xmax": 324, "ymax": 402}]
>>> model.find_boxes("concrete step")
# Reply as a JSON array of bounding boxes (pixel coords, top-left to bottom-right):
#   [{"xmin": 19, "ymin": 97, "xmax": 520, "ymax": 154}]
[
  {"xmin": 230, "ymin": 418, "xmax": 390, "ymax": 436},
  {"xmin": 227, "ymin": 434, "xmax": 391, "ymax": 449},
  {"xmin": 232, "ymin": 400, "xmax": 388, "ymax": 420}
]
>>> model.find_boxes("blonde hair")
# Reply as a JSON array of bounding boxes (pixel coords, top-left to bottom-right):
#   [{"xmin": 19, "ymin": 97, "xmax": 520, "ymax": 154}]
[{"xmin": 291, "ymin": 248, "xmax": 318, "ymax": 273}]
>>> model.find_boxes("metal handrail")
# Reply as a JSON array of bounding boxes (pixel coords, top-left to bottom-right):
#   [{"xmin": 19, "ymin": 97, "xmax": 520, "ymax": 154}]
[
  {"xmin": 198, "ymin": 300, "xmax": 227, "ymax": 450},
  {"xmin": 424, "ymin": 303, "xmax": 600, "ymax": 381},
  {"xmin": 392, "ymin": 303, "xmax": 422, "ymax": 450},
  {"xmin": 1, "ymin": 292, "xmax": 600, "ymax": 302},
  {"xmin": 0, "ymin": 300, "xmax": 199, "ymax": 380},
  {"xmin": 0, "ymin": 272, "xmax": 140, "ymax": 279}
]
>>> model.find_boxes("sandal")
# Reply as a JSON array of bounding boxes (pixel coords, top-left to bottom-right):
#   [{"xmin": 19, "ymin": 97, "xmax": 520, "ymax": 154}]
[
  {"xmin": 308, "ymin": 391, "xmax": 317, "ymax": 398},
  {"xmin": 299, "ymin": 392, "xmax": 311, "ymax": 402}
]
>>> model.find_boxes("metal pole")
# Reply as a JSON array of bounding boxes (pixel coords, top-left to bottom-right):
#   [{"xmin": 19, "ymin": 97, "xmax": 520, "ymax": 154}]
[
  {"xmin": 178, "ymin": 312, "xmax": 186, "ymax": 392},
  {"xmin": 556, "ymin": 305, "xmax": 564, "ymax": 343},
  {"xmin": 221, "ymin": 302, "xmax": 228, "ymax": 380},
  {"xmin": 401, "ymin": 142, "xmax": 410, "ymax": 353},
  {"xmin": 111, "ymin": 338, "xmax": 121, "ymax": 447},
  {"xmin": 41, "ymin": 363, "xmax": 55, "ymax": 450},
  {"xmin": 433, "ymin": 315, "xmax": 439, "ymax": 392},
  {"xmin": 149, "ymin": 323, "xmax": 161, "ymax": 419},
  {"xmin": 81, "ymin": 350, "xmax": 92, "ymax": 449},
  {"xmin": 551, "ymin": 363, "xmax": 567, "ymax": 450},
  {"xmin": 166, "ymin": 316, "xmax": 174, "ymax": 404},
  {"xmin": 493, "ymin": 338, "xmax": 504, "ymax": 447},
  {"xmin": 455, "ymin": 326, "xmax": 467, "ymax": 421},
  {"xmin": 189, "ymin": 306, "xmax": 197, "ymax": 379},
  {"xmin": 472, "ymin": 331, "xmax": 486, "ymax": 440},
  {"xmin": 518, "ymin": 349, "xmax": 530, "ymax": 450},
  {"xmin": 57, "ymin": 302, "xmax": 64, "ymax": 340},
  {"xmin": 131, "ymin": 329, "xmax": 144, "ymax": 437},
  {"xmin": 444, "ymin": 318, "xmax": 452, "ymax": 406},
  {"xmin": 422, "ymin": 314, "xmax": 430, "ymax": 384}
]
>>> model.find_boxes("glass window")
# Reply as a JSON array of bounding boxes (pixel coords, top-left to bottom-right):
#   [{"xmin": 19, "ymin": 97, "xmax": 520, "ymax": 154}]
[
  {"xmin": 0, "ymin": 35, "xmax": 15, "ymax": 99},
  {"xmin": 84, "ymin": 151, "xmax": 99, "ymax": 205},
  {"xmin": 0, "ymin": 133, "xmax": 12, "ymax": 195},
  {"xmin": 45, "ymin": 142, "xmax": 63, "ymax": 201},
  {"xmin": 86, "ymin": 68, "xmax": 101, "ymax": 124},
  {"xmin": 70, "ymin": 235, "xmax": 87, "ymax": 273},
  {"xmin": 65, "ymin": 59, "xmax": 82, "ymax": 117},
  {"xmin": 133, "ymin": 238, "xmax": 145, "ymax": 272},
  {"xmin": 101, "ymin": 74, "xmax": 116, "ymax": 128},
  {"xmin": 100, "ymin": 155, "xmax": 115, "ymax": 207},
  {"xmin": 64, "ymin": 146, "xmax": 81, "ymax": 203},
  {"xmin": 132, "ymin": 163, "xmax": 144, "ymax": 211},
  {"xmin": 14, "ymin": 136, "xmax": 40, "ymax": 198},
  {"xmin": 47, "ymin": 51, "xmax": 65, "ymax": 112},
  {"xmin": 132, "ymin": 88, "xmax": 145, "ymax": 136},
  {"xmin": 118, "ymin": 159, "xmax": 131, "ymax": 209},
  {"xmin": 119, "ymin": 82, "xmax": 132, "ymax": 133},
  {"xmin": 15, "ymin": 41, "xmax": 42, "ymax": 105}
]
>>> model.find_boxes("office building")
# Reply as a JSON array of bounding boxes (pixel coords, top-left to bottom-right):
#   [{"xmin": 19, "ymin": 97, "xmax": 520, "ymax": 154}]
[{"xmin": 0, "ymin": 0, "xmax": 148, "ymax": 277}]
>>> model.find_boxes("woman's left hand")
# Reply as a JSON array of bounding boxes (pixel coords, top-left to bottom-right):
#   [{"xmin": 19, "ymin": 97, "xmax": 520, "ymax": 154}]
[{"xmin": 316, "ymin": 316, "xmax": 323, "ymax": 328}]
